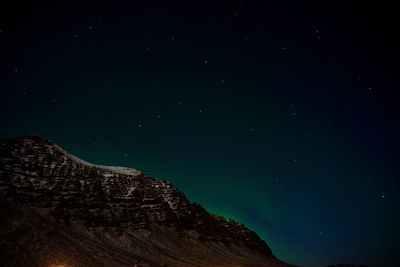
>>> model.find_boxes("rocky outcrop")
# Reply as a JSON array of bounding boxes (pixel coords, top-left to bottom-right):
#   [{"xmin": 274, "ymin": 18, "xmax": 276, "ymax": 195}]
[{"xmin": 0, "ymin": 135, "xmax": 291, "ymax": 267}]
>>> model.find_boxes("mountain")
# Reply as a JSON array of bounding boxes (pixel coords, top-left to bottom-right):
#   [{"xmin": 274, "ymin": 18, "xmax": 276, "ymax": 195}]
[{"xmin": 0, "ymin": 135, "xmax": 292, "ymax": 267}]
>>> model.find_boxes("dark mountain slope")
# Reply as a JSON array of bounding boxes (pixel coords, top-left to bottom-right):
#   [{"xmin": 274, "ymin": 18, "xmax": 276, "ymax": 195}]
[{"xmin": 0, "ymin": 135, "xmax": 292, "ymax": 267}]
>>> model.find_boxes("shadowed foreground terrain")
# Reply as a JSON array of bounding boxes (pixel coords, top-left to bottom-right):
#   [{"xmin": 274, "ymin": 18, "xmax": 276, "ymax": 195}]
[{"xmin": 0, "ymin": 135, "xmax": 293, "ymax": 267}]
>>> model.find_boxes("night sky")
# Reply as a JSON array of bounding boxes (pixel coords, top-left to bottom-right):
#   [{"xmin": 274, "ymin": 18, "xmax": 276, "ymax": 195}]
[{"xmin": 1, "ymin": 1, "xmax": 399, "ymax": 266}]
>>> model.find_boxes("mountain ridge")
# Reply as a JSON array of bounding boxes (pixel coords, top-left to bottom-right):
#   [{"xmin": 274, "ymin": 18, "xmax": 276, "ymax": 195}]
[{"xmin": 0, "ymin": 134, "xmax": 293, "ymax": 267}]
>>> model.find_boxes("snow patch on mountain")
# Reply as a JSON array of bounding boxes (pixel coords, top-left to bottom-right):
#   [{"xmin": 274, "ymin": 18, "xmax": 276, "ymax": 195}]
[{"xmin": 53, "ymin": 144, "xmax": 141, "ymax": 177}]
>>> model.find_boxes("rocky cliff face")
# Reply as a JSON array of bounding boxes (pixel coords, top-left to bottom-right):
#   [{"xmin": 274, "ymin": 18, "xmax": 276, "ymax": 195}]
[{"xmin": 0, "ymin": 135, "xmax": 291, "ymax": 267}]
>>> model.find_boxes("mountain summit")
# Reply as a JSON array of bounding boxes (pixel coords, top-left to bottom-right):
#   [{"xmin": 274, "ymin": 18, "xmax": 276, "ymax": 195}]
[{"xmin": 0, "ymin": 135, "xmax": 291, "ymax": 267}]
